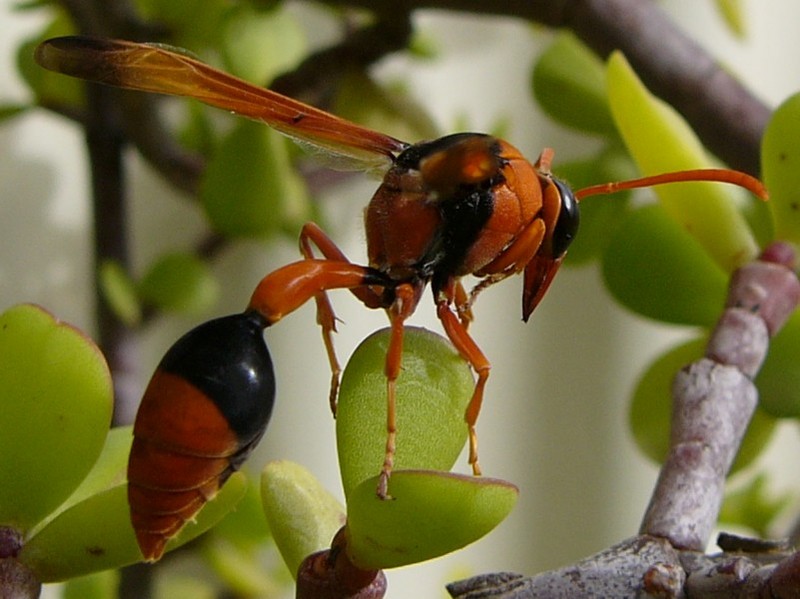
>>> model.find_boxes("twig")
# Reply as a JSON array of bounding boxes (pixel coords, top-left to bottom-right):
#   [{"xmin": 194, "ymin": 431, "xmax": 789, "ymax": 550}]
[
  {"xmin": 83, "ymin": 81, "xmax": 141, "ymax": 427},
  {"xmin": 447, "ymin": 536, "xmax": 683, "ymax": 598},
  {"xmin": 117, "ymin": 92, "xmax": 205, "ymax": 196},
  {"xmin": 318, "ymin": 0, "xmax": 769, "ymax": 175},
  {"xmin": 270, "ymin": 13, "xmax": 413, "ymax": 105},
  {"xmin": 0, "ymin": 528, "xmax": 39, "ymax": 599},
  {"xmin": 448, "ymin": 537, "xmax": 800, "ymax": 598}
]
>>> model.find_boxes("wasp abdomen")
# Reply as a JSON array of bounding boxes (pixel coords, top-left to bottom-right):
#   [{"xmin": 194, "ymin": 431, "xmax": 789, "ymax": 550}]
[{"xmin": 127, "ymin": 312, "xmax": 275, "ymax": 561}]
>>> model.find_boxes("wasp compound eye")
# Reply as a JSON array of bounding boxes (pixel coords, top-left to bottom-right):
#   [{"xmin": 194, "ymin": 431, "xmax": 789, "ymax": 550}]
[{"xmin": 550, "ymin": 178, "xmax": 580, "ymax": 258}]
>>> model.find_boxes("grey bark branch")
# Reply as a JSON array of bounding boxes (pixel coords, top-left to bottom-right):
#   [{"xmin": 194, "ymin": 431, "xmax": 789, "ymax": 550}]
[
  {"xmin": 448, "ymin": 243, "xmax": 800, "ymax": 598},
  {"xmin": 639, "ymin": 359, "xmax": 758, "ymax": 550},
  {"xmin": 640, "ymin": 245, "xmax": 800, "ymax": 550}
]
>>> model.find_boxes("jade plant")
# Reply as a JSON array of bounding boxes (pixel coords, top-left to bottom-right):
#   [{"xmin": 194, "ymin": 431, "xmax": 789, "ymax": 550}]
[
  {"xmin": 2, "ymin": 0, "xmax": 800, "ymax": 597},
  {"xmin": 0, "ymin": 306, "xmax": 517, "ymax": 597},
  {"xmin": 0, "ymin": 304, "xmax": 247, "ymax": 597},
  {"xmin": 532, "ymin": 33, "xmax": 799, "ymax": 540},
  {"xmin": 262, "ymin": 328, "xmax": 518, "ymax": 595}
]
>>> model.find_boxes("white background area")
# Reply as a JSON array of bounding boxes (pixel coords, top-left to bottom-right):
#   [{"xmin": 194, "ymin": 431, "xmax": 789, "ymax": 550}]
[{"xmin": 2, "ymin": 1, "xmax": 800, "ymax": 597}]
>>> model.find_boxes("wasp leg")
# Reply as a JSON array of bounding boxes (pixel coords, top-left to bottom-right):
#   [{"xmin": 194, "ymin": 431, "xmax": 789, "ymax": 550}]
[
  {"xmin": 471, "ymin": 217, "xmax": 546, "ymax": 307},
  {"xmin": 248, "ymin": 259, "xmax": 386, "ymax": 327},
  {"xmin": 436, "ymin": 296, "xmax": 491, "ymax": 477},
  {"xmin": 454, "ymin": 280, "xmax": 473, "ymax": 329},
  {"xmin": 299, "ymin": 223, "xmax": 386, "ymax": 414},
  {"xmin": 377, "ymin": 283, "xmax": 420, "ymax": 499}
]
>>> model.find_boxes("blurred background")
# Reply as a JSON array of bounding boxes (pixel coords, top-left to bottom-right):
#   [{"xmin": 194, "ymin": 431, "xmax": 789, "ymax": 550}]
[{"xmin": 2, "ymin": 1, "xmax": 800, "ymax": 596}]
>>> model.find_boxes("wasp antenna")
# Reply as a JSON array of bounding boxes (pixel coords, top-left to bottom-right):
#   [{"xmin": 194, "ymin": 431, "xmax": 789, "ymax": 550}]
[{"xmin": 575, "ymin": 168, "xmax": 769, "ymax": 202}]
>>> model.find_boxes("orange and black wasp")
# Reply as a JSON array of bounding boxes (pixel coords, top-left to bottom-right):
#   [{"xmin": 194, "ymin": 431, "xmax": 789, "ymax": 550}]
[{"xmin": 35, "ymin": 36, "xmax": 768, "ymax": 561}]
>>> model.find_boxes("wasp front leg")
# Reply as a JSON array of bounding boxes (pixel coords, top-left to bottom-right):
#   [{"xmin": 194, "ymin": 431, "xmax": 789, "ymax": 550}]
[
  {"xmin": 299, "ymin": 223, "xmax": 386, "ymax": 414},
  {"xmin": 378, "ymin": 282, "xmax": 422, "ymax": 498},
  {"xmin": 435, "ymin": 282, "xmax": 492, "ymax": 477},
  {"xmin": 470, "ymin": 217, "xmax": 546, "ymax": 308}
]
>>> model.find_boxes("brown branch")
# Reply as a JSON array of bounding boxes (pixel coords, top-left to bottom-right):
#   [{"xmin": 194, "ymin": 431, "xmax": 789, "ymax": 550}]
[
  {"xmin": 0, "ymin": 528, "xmax": 39, "ymax": 599},
  {"xmin": 639, "ymin": 359, "xmax": 757, "ymax": 550},
  {"xmin": 684, "ymin": 543, "xmax": 800, "ymax": 597},
  {"xmin": 117, "ymin": 92, "xmax": 204, "ymax": 196},
  {"xmin": 296, "ymin": 529, "xmax": 387, "ymax": 598},
  {"xmin": 56, "ymin": 0, "xmax": 165, "ymax": 39},
  {"xmin": 83, "ymin": 68, "xmax": 156, "ymax": 599},
  {"xmin": 270, "ymin": 14, "xmax": 413, "ymax": 105},
  {"xmin": 561, "ymin": 0, "xmax": 769, "ymax": 176},
  {"xmin": 83, "ymin": 81, "xmax": 141, "ymax": 427},
  {"xmin": 318, "ymin": 0, "xmax": 770, "ymax": 175}
]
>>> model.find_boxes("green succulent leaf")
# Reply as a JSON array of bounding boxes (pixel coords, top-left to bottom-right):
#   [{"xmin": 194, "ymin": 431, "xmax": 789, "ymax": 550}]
[
  {"xmin": 714, "ymin": 0, "xmax": 747, "ymax": 38},
  {"xmin": 211, "ymin": 478, "xmax": 271, "ymax": 550},
  {"xmin": 138, "ymin": 252, "xmax": 219, "ymax": 315},
  {"xmin": 630, "ymin": 338, "xmax": 775, "ymax": 473},
  {"xmin": 201, "ymin": 120, "xmax": 310, "ymax": 238},
  {"xmin": 346, "ymin": 470, "xmax": 518, "ymax": 570},
  {"xmin": 761, "ymin": 92, "xmax": 800, "ymax": 246},
  {"xmin": 19, "ymin": 472, "xmax": 247, "ymax": 582},
  {"xmin": 602, "ymin": 204, "xmax": 728, "ymax": 326},
  {"xmin": 0, "ymin": 304, "xmax": 112, "ymax": 532},
  {"xmin": 201, "ymin": 538, "xmax": 284, "ymax": 597},
  {"xmin": 260, "ymin": 461, "xmax": 345, "ymax": 579},
  {"xmin": 62, "ymin": 571, "xmax": 119, "ymax": 599},
  {"xmin": 606, "ymin": 52, "xmax": 759, "ymax": 272},
  {"xmin": 44, "ymin": 426, "xmax": 133, "ymax": 526},
  {"xmin": 532, "ymin": 32, "xmax": 616, "ymax": 136},
  {"xmin": 756, "ymin": 310, "xmax": 800, "ymax": 418},
  {"xmin": 336, "ymin": 327, "xmax": 474, "ymax": 499},
  {"xmin": 221, "ymin": 3, "xmax": 306, "ymax": 85},
  {"xmin": 99, "ymin": 260, "xmax": 141, "ymax": 327}
]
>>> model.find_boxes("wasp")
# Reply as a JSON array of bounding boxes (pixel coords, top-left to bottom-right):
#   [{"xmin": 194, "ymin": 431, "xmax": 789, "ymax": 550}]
[{"xmin": 35, "ymin": 36, "xmax": 768, "ymax": 561}]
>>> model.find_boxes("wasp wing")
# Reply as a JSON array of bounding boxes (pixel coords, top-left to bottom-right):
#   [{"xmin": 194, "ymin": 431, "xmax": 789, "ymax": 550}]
[{"xmin": 35, "ymin": 36, "xmax": 408, "ymax": 171}]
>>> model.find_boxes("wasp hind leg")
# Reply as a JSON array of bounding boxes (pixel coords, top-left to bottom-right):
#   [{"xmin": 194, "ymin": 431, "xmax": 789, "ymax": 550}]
[{"xmin": 299, "ymin": 222, "xmax": 386, "ymax": 415}]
